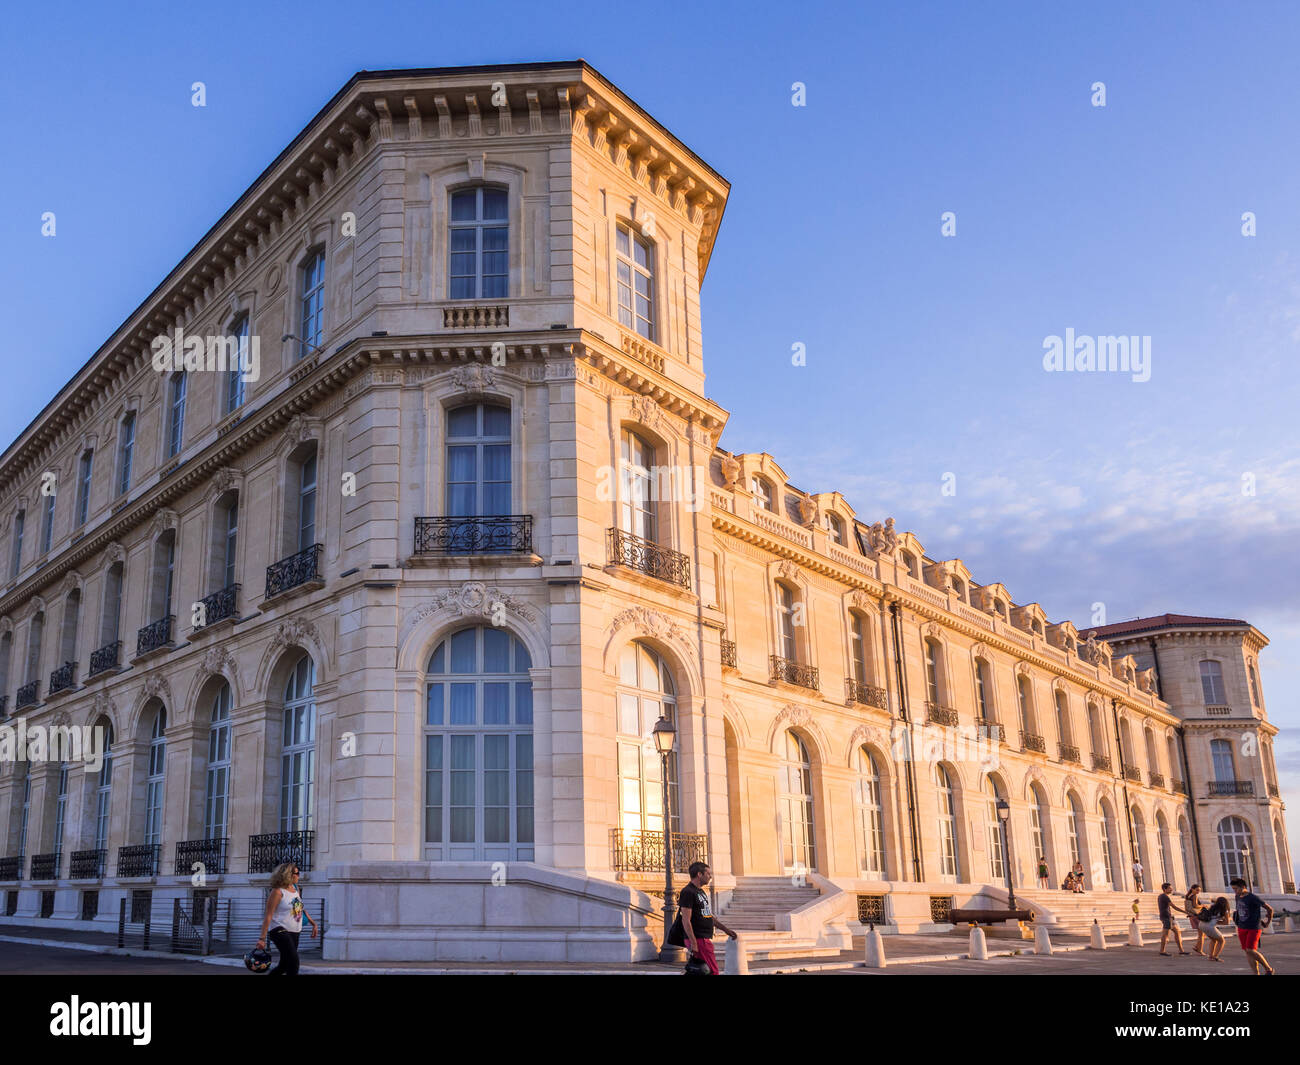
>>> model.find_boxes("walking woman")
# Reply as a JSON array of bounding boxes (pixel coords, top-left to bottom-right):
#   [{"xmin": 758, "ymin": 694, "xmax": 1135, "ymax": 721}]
[
  {"xmin": 1183, "ymin": 883, "xmax": 1204, "ymax": 955},
  {"xmin": 255, "ymin": 861, "xmax": 318, "ymax": 975},
  {"xmin": 1037, "ymin": 857, "xmax": 1050, "ymax": 889},
  {"xmin": 1196, "ymin": 897, "xmax": 1230, "ymax": 962}
]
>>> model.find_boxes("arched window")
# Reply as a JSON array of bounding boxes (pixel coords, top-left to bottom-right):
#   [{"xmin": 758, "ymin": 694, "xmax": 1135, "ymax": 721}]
[
  {"xmin": 934, "ymin": 764, "xmax": 960, "ymax": 880},
  {"xmin": 167, "ymin": 372, "xmax": 187, "ymax": 458},
  {"xmin": 849, "ymin": 612, "xmax": 869, "ymax": 686},
  {"xmin": 616, "ymin": 223, "xmax": 655, "ymax": 340},
  {"xmin": 204, "ymin": 683, "xmax": 233, "ymax": 839},
  {"xmin": 280, "ymin": 655, "xmax": 317, "ymax": 833},
  {"xmin": 1031, "ymin": 782, "xmax": 1052, "ymax": 872},
  {"xmin": 984, "ymin": 775, "xmax": 1005, "ymax": 880},
  {"xmin": 147, "ymin": 531, "xmax": 176, "ymax": 627},
  {"xmin": 1216, "ymin": 816, "xmax": 1254, "ymax": 888},
  {"xmin": 1067, "ymin": 792, "xmax": 1085, "ymax": 869},
  {"xmin": 855, "ymin": 747, "xmax": 885, "ymax": 877},
  {"xmin": 100, "ymin": 562, "xmax": 123, "ymax": 654},
  {"xmin": 1156, "ymin": 812, "xmax": 1172, "ymax": 886},
  {"xmin": 775, "ymin": 583, "xmax": 800, "ymax": 664},
  {"xmin": 1199, "ymin": 660, "xmax": 1225, "ymax": 705},
  {"xmin": 1210, "ymin": 738, "xmax": 1235, "ymax": 783},
  {"xmin": 17, "ymin": 761, "xmax": 31, "ymax": 861},
  {"xmin": 1055, "ymin": 691, "xmax": 1072, "ymax": 746},
  {"xmin": 951, "ymin": 577, "xmax": 966, "ymax": 603},
  {"xmin": 974, "ymin": 658, "xmax": 994, "ymax": 722},
  {"xmin": 75, "ymin": 449, "xmax": 94, "ymax": 528},
  {"xmin": 226, "ymin": 314, "xmax": 249, "ymax": 413},
  {"xmin": 1248, "ymin": 663, "xmax": 1260, "ymax": 706},
  {"xmin": 1017, "ymin": 675, "xmax": 1036, "ymax": 737},
  {"xmin": 1132, "ymin": 804, "xmax": 1149, "ymax": 880},
  {"xmin": 450, "ymin": 187, "xmax": 508, "ymax": 300},
  {"xmin": 750, "ymin": 476, "xmax": 773, "ymax": 512},
  {"xmin": 94, "ymin": 721, "xmax": 115, "ymax": 853},
  {"xmin": 426, "ymin": 628, "xmax": 533, "ymax": 860},
  {"xmin": 780, "ymin": 732, "xmax": 816, "ymax": 874},
  {"xmin": 1144, "ymin": 727, "xmax": 1160, "ymax": 780},
  {"xmin": 446, "ymin": 403, "xmax": 512, "ymax": 548},
  {"xmin": 144, "ymin": 709, "xmax": 167, "ymax": 848},
  {"xmin": 117, "ymin": 413, "xmax": 135, "ymax": 497},
  {"xmin": 298, "ymin": 248, "xmax": 326, "ymax": 358},
  {"xmin": 1087, "ymin": 701, "xmax": 1105, "ymax": 757},
  {"xmin": 53, "ymin": 761, "xmax": 69, "ymax": 857},
  {"xmin": 1178, "ymin": 816, "xmax": 1195, "ymax": 889},
  {"xmin": 619, "ymin": 429, "xmax": 656, "ymax": 542},
  {"xmin": 924, "ymin": 638, "xmax": 943, "ymax": 706},
  {"xmin": 614, "ymin": 641, "xmax": 676, "ymax": 844},
  {"xmin": 297, "ymin": 448, "xmax": 318, "ymax": 553},
  {"xmin": 39, "ymin": 485, "xmax": 56, "ymax": 555},
  {"xmin": 1099, "ymin": 800, "xmax": 1119, "ymax": 888}
]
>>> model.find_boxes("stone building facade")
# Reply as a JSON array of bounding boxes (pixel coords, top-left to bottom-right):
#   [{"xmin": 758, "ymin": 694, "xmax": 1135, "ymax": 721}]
[{"xmin": 0, "ymin": 62, "xmax": 1290, "ymax": 963}]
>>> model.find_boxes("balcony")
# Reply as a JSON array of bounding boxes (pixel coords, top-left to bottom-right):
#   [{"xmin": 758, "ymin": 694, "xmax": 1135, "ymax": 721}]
[
  {"xmin": 265, "ymin": 544, "xmax": 323, "ymax": 599},
  {"xmin": 1208, "ymin": 780, "xmax": 1254, "ymax": 797},
  {"xmin": 1268, "ymin": 783, "xmax": 1281, "ymax": 799},
  {"xmin": 69, "ymin": 849, "xmax": 106, "ymax": 879},
  {"xmin": 414, "ymin": 515, "xmax": 533, "ymax": 556},
  {"xmin": 979, "ymin": 720, "xmax": 1006, "ymax": 744},
  {"xmin": 248, "ymin": 830, "xmax": 314, "ymax": 874},
  {"xmin": 116, "ymin": 843, "xmax": 161, "ymax": 878},
  {"xmin": 1172, "ymin": 778, "xmax": 1187, "ymax": 795},
  {"xmin": 88, "ymin": 640, "xmax": 122, "ymax": 677},
  {"xmin": 1204, "ymin": 705, "xmax": 1232, "ymax": 716},
  {"xmin": 925, "ymin": 702, "xmax": 960, "ymax": 728},
  {"xmin": 30, "ymin": 852, "xmax": 60, "ymax": 880},
  {"xmin": 1058, "ymin": 743, "xmax": 1082, "ymax": 765},
  {"xmin": 15, "ymin": 680, "xmax": 39, "ymax": 709},
  {"xmin": 196, "ymin": 584, "xmax": 240, "ymax": 628},
  {"xmin": 606, "ymin": 528, "xmax": 691, "ymax": 589},
  {"xmin": 610, "ymin": 828, "xmax": 708, "ymax": 873},
  {"xmin": 174, "ymin": 837, "xmax": 229, "ymax": 877},
  {"xmin": 136, "ymin": 615, "xmax": 175, "ymax": 658},
  {"xmin": 0, "ymin": 855, "xmax": 22, "ymax": 881},
  {"xmin": 1020, "ymin": 731, "xmax": 1047, "ymax": 754},
  {"xmin": 846, "ymin": 678, "xmax": 888, "ymax": 710},
  {"xmin": 1148, "ymin": 771, "xmax": 1165, "ymax": 789},
  {"xmin": 770, "ymin": 655, "xmax": 819, "ymax": 691},
  {"xmin": 1092, "ymin": 753, "xmax": 1112, "ymax": 772},
  {"xmin": 442, "ymin": 304, "xmax": 508, "ymax": 329},
  {"xmin": 48, "ymin": 661, "xmax": 77, "ymax": 696},
  {"xmin": 1123, "ymin": 763, "xmax": 1142, "ymax": 783},
  {"xmin": 720, "ymin": 639, "xmax": 737, "ymax": 669}
]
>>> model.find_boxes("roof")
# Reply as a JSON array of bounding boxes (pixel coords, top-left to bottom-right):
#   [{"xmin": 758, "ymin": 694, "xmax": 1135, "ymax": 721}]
[{"xmin": 1080, "ymin": 613, "xmax": 1251, "ymax": 639}]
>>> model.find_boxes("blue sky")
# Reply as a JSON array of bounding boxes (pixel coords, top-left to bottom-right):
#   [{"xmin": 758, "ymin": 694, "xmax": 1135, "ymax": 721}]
[{"xmin": 1, "ymin": 1, "xmax": 1298, "ymax": 876}]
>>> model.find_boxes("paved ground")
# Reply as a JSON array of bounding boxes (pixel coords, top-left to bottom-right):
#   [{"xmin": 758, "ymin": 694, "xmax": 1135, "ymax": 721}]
[{"xmin": 0, "ymin": 940, "xmax": 242, "ymax": 975}]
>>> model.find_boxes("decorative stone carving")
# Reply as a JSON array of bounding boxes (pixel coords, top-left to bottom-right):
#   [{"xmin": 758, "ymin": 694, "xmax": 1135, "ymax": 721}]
[
  {"xmin": 28, "ymin": 595, "xmax": 46, "ymax": 618},
  {"xmin": 1137, "ymin": 667, "xmax": 1159, "ymax": 694},
  {"xmin": 865, "ymin": 518, "xmax": 899, "ymax": 555},
  {"xmin": 923, "ymin": 622, "xmax": 943, "ymax": 640},
  {"xmin": 450, "ymin": 364, "xmax": 496, "ymax": 393},
  {"xmin": 1080, "ymin": 632, "xmax": 1110, "ymax": 666},
  {"xmin": 849, "ymin": 590, "xmax": 873, "ymax": 611},
  {"xmin": 777, "ymin": 703, "xmax": 812, "ymax": 728},
  {"xmin": 58, "ymin": 570, "xmax": 82, "ymax": 597},
  {"xmin": 200, "ymin": 645, "xmax": 236, "ymax": 680},
  {"xmin": 270, "ymin": 617, "xmax": 324, "ymax": 655},
  {"xmin": 606, "ymin": 605, "xmax": 688, "ymax": 646},
  {"xmin": 141, "ymin": 672, "xmax": 171, "ymax": 705},
  {"xmin": 630, "ymin": 395, "xmax": 664, "ymax": 433},
  {"xmin": 105, "ymin": 542, "xmax": 125, "ymax": 565},
  {"xmin": 266, "ymin": 264, "xmax": 283, "ymax": 294},
  {"xmin": 777, "ymin": 560, "xmax": 801, "ymax": 583},
  {"xmin": 848, "ymin": 722, "xmax": 887, "ymax": 754},
  {"xmin": 797, "ymin": 496, "xmax": 817, "ymax": 526},
  {"xmin": 416, "ymin": 582, "xmax": 539, "ymax": 625},
  {"xmin": 92, "ymin": 691, "xmax": 116, "ymax": 720},
  {"xmin": 719, "ymin": 453, "xmax": 740, "ymax": 489},
  {"xmin": 211, "ymin": 467, "xmax": 241, "ymax": 495},
  {"xmin": 284, "ymin": 415, "xmax": 320, "ymax": 447},
  {"xmin": 148, "ymin": 508, "xmax": 178, "ymax": 539}
]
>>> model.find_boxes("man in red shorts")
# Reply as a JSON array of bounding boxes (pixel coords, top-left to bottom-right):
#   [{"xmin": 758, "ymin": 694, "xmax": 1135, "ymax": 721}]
[
  {"xmin": 668, "ymin": 861, "xmax": 737, "ymax": 974},
  {"xmin": 1230, "ymin": 877, "xmax": 1275, "ymax": 975}
]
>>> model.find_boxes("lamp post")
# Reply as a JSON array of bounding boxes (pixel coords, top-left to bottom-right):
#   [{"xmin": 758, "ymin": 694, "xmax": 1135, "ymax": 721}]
[
  {"xmin": 652, "ymin": 715, "xmax": 679, "ymax": 963},
  {"xmin": 1241, "ymin": 845, "xmax": 1252, "ymax": 892},
  {"xmin": 996, "ymin": 797, "xmax": 1016, "ymax": 909}
]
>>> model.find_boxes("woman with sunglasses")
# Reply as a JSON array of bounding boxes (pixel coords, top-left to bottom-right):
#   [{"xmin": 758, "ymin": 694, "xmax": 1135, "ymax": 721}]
[{"xmin": 255, "ymin": 861, "xmax": 318, "ymax": 975}]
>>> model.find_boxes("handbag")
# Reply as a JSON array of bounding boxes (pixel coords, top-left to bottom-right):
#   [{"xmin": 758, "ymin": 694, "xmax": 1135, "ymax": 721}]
[{"xmin": 683, "ymin": 953, "xmax": 711, "ymax": 975}]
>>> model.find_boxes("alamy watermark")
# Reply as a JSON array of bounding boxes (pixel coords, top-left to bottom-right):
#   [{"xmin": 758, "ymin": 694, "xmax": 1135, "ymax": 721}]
[
  {"xmin": 151, "ymin": 327, "xmax": 260, "ymax": 382},
  {"xmin": 1042, "ymin": 329, "xmax": 1150, "ymax": 382},
  {"xmin": 0, "ymin": 718, "xmax": 106, "ymax": 773}
]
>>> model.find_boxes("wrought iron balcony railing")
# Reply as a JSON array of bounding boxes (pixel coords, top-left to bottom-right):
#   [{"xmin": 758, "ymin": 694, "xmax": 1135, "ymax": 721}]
[
  {"xmin": 606, "ymin": 528, "xmax": 691, "ymax": 589},
  {"xmin": 1208, "ymin": 780, "xmax": 1254, "ymax": 797},
  {"xmin": 925, "ymin": 702, "xmax": 960, "ymax": 727},
  {"xmin": 1172, "ymin": 778, "xmax": 1186, "ymax": 795},
  {"xmin": 116, "ymin": 843, "xmax": 161, "ymax": 878},
  {"xmin": 197, "ymin": 584, "xmax": 240, "ymax": 628},
  {"xmin": 1091, "ymin": 753, "xmax": 1112, "ymax": 772},
  {"xmin": 30, "ymin": 852, "xmax": 60, "ymax": 880},
  {"xmin": 770, "ymin": 655, "xmax": 820, "ymax": 690},
  {"xmin": 1020, "ymin": 731, "xmax": 1047, "ymax": 754},
  {"xmin": 48, "ymin": 661, "xmax": 76, "ymax": 695},
  {"xmin": 721, "ymin": 639, "xmax": 737, "ymax": 669},
  {"xmin": 69, "ymin": 849, "xmax": 106, "ymax": 879},
  {"xmin": 174, "ymin": 837, "xmax": 230, "ymax": 877},
  {"xmin": 16, "ymin": 680, "xmax": 39, "ymax": 709},
  {"xmin": 610, "ymin": 828, "xmax": 708, "ymax": 873},
  {"xmin": 265, "ymin": 544, "xmax": 323, "ymax": 599},
  {"xmin": 1268, "ymin": 782, "xmax": 1281, "ymax": 799},
  {"xmin": 1058, "ymin": 743, "xmax": 1082, "ymax": 764},
  {"xmin": 1123, "ymin": 763, "xmax": 1142, "ymax": 783},
  {"xmin": 979, "ymin": 720, "xmax": 1005, "ymax": 744},
  {"xmin": 0, "ymin": 855, "xmax": 23, "ymax": 881},
  {"xmin": 248, "ymin": 830, "xmax": 314, "ymax": 874},
  {"xmin": 846, "ymin": 678, "xmax": 888, "ymax": 710},
  {"xmin": 414, "ymin": 515, "xmax": 533, "ymax": 556},
  {"xmin": 1148, "ymin": 771, "xmax": 1165, "ymax": 789},
  {"xmin": 136, "ymin": 615, "xmax": 174, "ymax": 657},
  {"xmin": 89, "ymin": 640, "xmax": 122, "ymax": 677}
]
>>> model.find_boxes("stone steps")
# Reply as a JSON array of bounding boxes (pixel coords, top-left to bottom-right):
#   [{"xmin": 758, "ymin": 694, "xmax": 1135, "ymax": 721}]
[{"xmin": 717, "ymin": 876, "xmax": 824, "ymax": 954}]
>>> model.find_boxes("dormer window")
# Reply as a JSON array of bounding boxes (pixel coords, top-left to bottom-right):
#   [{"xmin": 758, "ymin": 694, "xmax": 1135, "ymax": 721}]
[
  {"xmin": 751, "ymin": 476, "xmax": 773, "ymax": 512},
  {"xmin": 901, "ymin": 551, "xmax": 918, "ymax": 578},
  {"xmin": 951, "ymin": 577, "xmax": 965, "ymax": 603},
  {"xmin": 825, "ymin": 513, "xmax": 844, "ymax": 545}
]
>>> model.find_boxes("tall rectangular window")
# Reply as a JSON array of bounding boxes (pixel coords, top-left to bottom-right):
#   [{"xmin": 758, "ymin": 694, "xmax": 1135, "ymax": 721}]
[
  {"xmin": 226, "ymin": 316, "xmax": 248, "ymax": 412},
  {"xmin": 40, "ymin": 490, "xmax": 55, "ymax": 555},
  {"xmin": 222, "ymin": 503, "xmax": 238, "ymax": 589},
  {"xmin": 162, "ymin": 540, "xmax": 175, "ymax": 616},
  {"xmin": 616, "ymin": 224, "xmax": 654, "ymax": 340},
  {"xmin": 777, "ymin": 584, "xmax": 797, "ymax": 661},
  {"xmin": 1199, "ymin": 660, "xmax": 1226, "ymax": 704},
  {"xmin": 76, "ymin": 450, "xmax": 93, "ymax": 528},
  {"xmin": 298, "ymin": 455, "xmax": 317, "ymax": 552},
  {"xmin": 10, "ymin": 511, "xmax": 23, "ymax": 578},
  {"xmin": 167, "ymin": 374, "xmax": 187, "ymax": 458},
  {"xmin": 299, "ymin": 250, "xmax": 326, "ymax": 359},
  {"xmin": 449, "ymin": 188, "xmax": 508, "ymax": 299},
  {"xmin": 118, "ymin": 413, "xmax": 135, "ymax": 496}
]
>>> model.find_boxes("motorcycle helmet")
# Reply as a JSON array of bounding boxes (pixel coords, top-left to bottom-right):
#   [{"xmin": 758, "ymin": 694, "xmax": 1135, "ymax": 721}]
[{"xmin": 244, "ymin": 946, "xmax": 273, "ymax": 973}]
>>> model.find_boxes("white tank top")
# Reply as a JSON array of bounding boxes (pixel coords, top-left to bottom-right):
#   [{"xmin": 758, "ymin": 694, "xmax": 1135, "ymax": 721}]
[{"xmin": 270, "ymin": 886, "xmax": 304, "ymax": 933}]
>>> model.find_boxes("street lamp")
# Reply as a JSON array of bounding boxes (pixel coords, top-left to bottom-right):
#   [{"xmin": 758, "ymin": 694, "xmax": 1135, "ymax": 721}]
[
  {"xmin": 281, "ymin": 332, "xmax": 327, "ymax": 360},
  {"xmin": 996, "ymin": 797, "xmax": 1016, "ymax": 909},
  {"xmin": 652, "ymin": 715, "xmax": 679, "ymax": 963},
  {"xmin": 1241, "ymin": 846, "xmax": 1252, "ymax": 891}
]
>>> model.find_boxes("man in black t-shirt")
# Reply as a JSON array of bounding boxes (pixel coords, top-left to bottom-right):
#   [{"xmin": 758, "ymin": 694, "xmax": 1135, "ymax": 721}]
[
  {"xmin": 1157, "ymin": 882, "xmax": 1188, "ymax": 956},
  {"xmin": 668, "ymin": 861, "xmax": 737, "ymax": 974}
]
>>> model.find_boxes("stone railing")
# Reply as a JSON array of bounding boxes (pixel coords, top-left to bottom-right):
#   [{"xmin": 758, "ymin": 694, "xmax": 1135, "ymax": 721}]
[
  {"xmin": 1204, "ymin": 705, "xmax": 1232, "ymax": 716},
  {"xmin": 443, "ymin": 304, "xmax": 509, "ymax": 329},
  {"xmin": 619, "ymin": 330, "xmax": 666, "ymax": 374},
  {"xmin": 1208, "ymin": 780, "xmax": 1253, "ymax": 797}
]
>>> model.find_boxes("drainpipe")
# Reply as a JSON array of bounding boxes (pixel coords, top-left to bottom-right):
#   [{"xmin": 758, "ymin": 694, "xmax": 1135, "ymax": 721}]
[
  {"xmin": 686, "ymin": 433, "xmax": 716, "ymax": 911},
  {"xmin": 1177, "ymin": 726, "xmax": 1208, "ymax": 887},
  {"xmin": 889, "ymin": 598, "xmax": 924, "ymax": 882}
]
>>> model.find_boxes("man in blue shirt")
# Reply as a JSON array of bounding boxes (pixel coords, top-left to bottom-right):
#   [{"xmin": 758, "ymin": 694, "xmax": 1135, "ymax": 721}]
[{"xmin": 1230, "ymin": 877, "xmax": 1275, "ymax": 975}]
